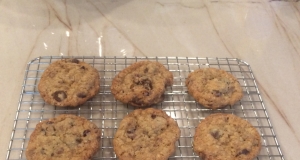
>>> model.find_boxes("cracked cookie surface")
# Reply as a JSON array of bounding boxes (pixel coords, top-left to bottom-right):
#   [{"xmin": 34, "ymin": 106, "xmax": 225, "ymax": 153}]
[
  {"xmin": 185, "ymin": 68, "xmax": 243, "ymax": 109},
  {"xmin": 111, "ymin": 61, "xmax": 173, "ymax": 107},
  {"xmin": 113, "ymin": 108, "xmax": 180, "ymax": 160},
  {"xmin": 38, "ymin": 59, "xmax": 100, "ymax": 107},
  {"xmin": 193, "ymin": 113, "xmax": 261, "ymax": 160},
  {"xmin": 25, "ymin": 114, "xmax": 101, "ymax": 160}
]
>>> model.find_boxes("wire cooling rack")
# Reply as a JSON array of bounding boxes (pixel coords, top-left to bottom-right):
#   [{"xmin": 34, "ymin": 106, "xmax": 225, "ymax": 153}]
[{"xmin": 6, "ymin": 56, "xmax": 284, "ymax": 160}]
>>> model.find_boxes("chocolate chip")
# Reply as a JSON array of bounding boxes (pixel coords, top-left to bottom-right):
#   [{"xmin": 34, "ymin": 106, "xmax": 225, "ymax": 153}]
[
  {"xmin": 130, "ymin": 85, "xmax": 136, "ymax": 92},
  {"xmin": 132, "ymin": 97, "xmax": 143, "ymax": 106},
  {"xmin": 76, "ymin": 138, "xmax": 82, "ymax": 143},
  {"xmin": 210, "ymin": 129, "xmax": 220, "ymax": 139},
  {"xmin": 151, "ymin": 114, "xmax": 156, "ymax": 119},
  {"xmin": 71, "ymin": 59, "xmax": 79, "ymax": 64},
  {"xmin": 236, "ymin": 149, "xmax": 250, "ymax": 157},
  {"xmin": 52, "ymin": 91, "xmax": 67, "ymax": 102},
  {"xmin": 56, "ymin": 148, "xmax": 64, "ymax": 154},
  {"xmin": 41, "ymin": 148, "xmax": 46, "ymax": 154},
  {"xmin": 133, "ymin": 74, "xmax": 141, "ymax": 83},
  {"xmin": 144, "ymin": 68, "xmax": 148, "ymax": 73},
  {"xmin": 127, "ymin": 130, "xmax": 134, "ymax": 134},
  {"xmin": 46, "ymin": 121, "xmax": 54, "ymax": 124},
  {"xmin": 51, "ymin": 153, "xmax": 54, "ymax": 156},
  {"xmin": 143, "ymin": 91, "xmax": 150, "ymax": 96},
  {"xmin": 77, "ymin": 92, "xmax": 87, "ymax": 98},
  {"xmin": 225, "ymin": 117, "xmax": 229, "ymax": 122},
  {"xmin": 134, "ymin": 76, "xmax": 153, "ymax": 90},
  {"xmin": 80, "ymin": 66, "xmax": 86, "ymax": 70},
  {"xmin": 83, "ymin": 129, "xmax": 90, "ymax": 137},
  {"xmin": 149, "ymin": 83, "xmax": 153, "ymax": 90},
  {"xmin": 241, "ymin": 149, "xmax": 249, "ymax": 155},
  {"xmin": 212, "ymin": 90, "xmax": 222, "ymax": 97},
  {"xmin": 139, "ymin": 79, "xmax": 152, "ymax": 90},
  {"xmin": 130, "ymin": 84, "xmax": 135, "ymax": 90},
  {"xmin": 127, "ymin": 128, "xmax": 136, "ymax": 139}
]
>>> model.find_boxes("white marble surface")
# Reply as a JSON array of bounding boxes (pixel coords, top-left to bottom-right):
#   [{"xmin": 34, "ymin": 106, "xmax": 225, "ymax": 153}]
[{"xmin": 0, "ymin": 0, "xmax": 300, "ymax": 159}]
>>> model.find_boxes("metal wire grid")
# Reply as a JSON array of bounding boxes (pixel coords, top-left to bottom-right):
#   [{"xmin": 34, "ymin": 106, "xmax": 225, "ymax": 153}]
[{"xmin": 6, "ymin": 56, "xmax": 284, "ymax": 160}]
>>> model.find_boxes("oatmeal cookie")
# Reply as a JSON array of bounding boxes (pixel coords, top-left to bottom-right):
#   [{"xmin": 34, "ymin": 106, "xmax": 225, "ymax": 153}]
[
  {"xmin": 25, "ymin": 114, "xmax": 101, "ymax": 160},
  {"xmin": 113, "ymin": 108, "xmax": 180, "ymax": 160},
  {"xmin": 193, "ymin": 113, "xmax": 261, "ymax": 160},
  {"xmin": 111, "ymin": 61, "xmax": 173, "ymax": 107},
  {"xmin": 38, "ymin": 59, "xmax": 100, "ymax": 107},
  {"xmin": 185, "ymin": 68, "xmax": 243, "ymax": 109}
]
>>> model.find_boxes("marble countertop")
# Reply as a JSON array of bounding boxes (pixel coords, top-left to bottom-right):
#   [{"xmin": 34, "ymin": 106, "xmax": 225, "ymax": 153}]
[{"xmin": 0, "ymin": 0, "xmax": 299, "ymax": 159}]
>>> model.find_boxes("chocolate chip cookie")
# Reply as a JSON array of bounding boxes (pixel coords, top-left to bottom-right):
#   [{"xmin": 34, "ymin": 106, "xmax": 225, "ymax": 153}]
[
  {"xmin": 38, "ymin": 59, "xmax": 100, "ymax": 107},
  {"xmin": 111, "ymin": 61, "xmax": 173, "ymax": 107},
  {"xmin": 113, "ymin": 108, "xmax": 180, "ymax": 160},
  {"xmin": 25, "ymin": 114, "xmax": 101, "ymax": 160},
  {"xmin": 193, "ymin": 113, "xmax": 261, "ymax": 160},
  {"xmin": 185, "ymin": 68, "xmax": 243, "ymax": 109}
]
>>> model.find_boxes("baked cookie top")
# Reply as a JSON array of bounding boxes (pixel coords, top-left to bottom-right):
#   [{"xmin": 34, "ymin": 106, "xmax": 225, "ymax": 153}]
[
  {"xmin": 26, "ymin": 114, "xmax": 101, "ymax": 160},
  {"xmin": 38, "ymin": 59, "xmax": 100, "ymax": 107},
  {"xmin": 111, "ymin": 61, "xmax": 173, "ymax": 107},
  {"xmin": 113, "ymin": 108, "xmax": 180, "ymax": 160},
  {"xmin": 193, "ymin": 113, "xmax": 261, "ymax": 160},
  {"xmin": 185, "ymin": 68, "xmax": 243, "ymax": 109}
]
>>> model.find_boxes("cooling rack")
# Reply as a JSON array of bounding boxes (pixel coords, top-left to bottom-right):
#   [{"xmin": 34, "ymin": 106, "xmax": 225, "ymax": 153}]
[{"xmin": 6, "ymin": 56, "xmax": 284, "ymax": 160}]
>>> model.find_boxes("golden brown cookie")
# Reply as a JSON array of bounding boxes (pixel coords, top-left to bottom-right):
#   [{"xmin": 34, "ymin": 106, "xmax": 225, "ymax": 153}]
[
  {"xmin": 185, "ymin": 68, "xmax": 243, "ymax": 109},
  {"xmin": 113, "ymin": 108, "xmax": 180, "ymax": 160},
  {"xmin": 38, "ymin": 59, "xmax": 100, "ymax": 107},
  {"xmin": 25, "ymin": 114, "xmax": 101, "ymax": 160},
  {"xmin": 193, "ymin": 113, "xmax": 261, "ymax": 160},
  {"xmin": 111, "ymin": 61, "xmax": 173, "ymax": 107}
]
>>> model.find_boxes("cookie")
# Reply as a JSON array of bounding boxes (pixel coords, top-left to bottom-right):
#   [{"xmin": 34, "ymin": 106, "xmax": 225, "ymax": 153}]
[
  {"xmin": 113, "ymin": 108, "xmax": 180, "ymax": 160},
  {"xmin": 193, "ymin": 113, "xmax": 261, "ymax": 160},
  {"xmin": 38, "ymin": 58, "xmax": 100, "ymax": 107},
  {"xmin": 111, "ymin": 61, "xmax": 173, "ymax": 107},
  {"xmin": 185, "ymin": 68, "xmax": 243, "ymax": 109},
  {"xmin": 25, "ymin": 114, "xmax": 101, "ymax": 160}
]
